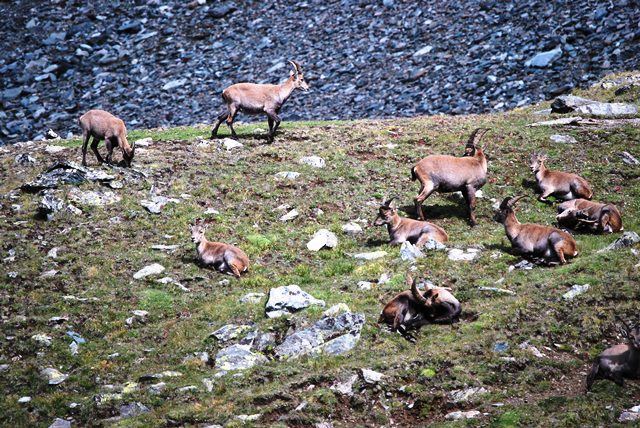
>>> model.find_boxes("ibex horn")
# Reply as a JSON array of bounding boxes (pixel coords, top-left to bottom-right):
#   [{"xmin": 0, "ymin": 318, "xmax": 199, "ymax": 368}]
[{"xmin": 409, "ymin": 274, "xmax": 428, "ymax": 304}]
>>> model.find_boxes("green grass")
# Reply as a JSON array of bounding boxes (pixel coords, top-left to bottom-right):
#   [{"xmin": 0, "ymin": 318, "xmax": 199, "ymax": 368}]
[{"xmin": 1, "ymin": 73, "xmax": 639, "ymax": 427}]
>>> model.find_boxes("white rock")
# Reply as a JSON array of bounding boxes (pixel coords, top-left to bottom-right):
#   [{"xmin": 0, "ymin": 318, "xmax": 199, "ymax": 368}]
[
  {"xmin": 279, "ymin": 209, "xmax": 299, "ymax": 222},
  {"xmin": 41, "ymin": 368, "xmax": 68, "ymax": 385},
  {"xmin": 275, "ymin": 171, "xmax": 300, "ymax": 180},
  {"xmin": 45, "ymin": 145, "xmax": 66, "ymax": 153},
  {"xmin": 307, "ymin": 229, "xmax": 338, "ymax": 251},
  {"xmin": 299, "ymin": 156, "xmax": 325, "ymax": 168},
  {"xmin": 378, "ymin": 272, "xmax": 391, "ymax": 284},
  {"xmin": 413, "ymin": 45, "xmax": 433, "ymax": 57},
  {"xmin": 221, "ymin": 138, "xmax": 243, "ymax": 150},
  {"xmin": 330, "ymin": 374, "xmax": 358, "ymax": 396},
  {"xmin": 519, "ymin": 341, "xmax": 546, "ymax": 358},
  {"xmin": 449, "ymin": 386, "xmax": 488, "ymax": 403},
  {"xmin": 32, "ymin": 333, "xmax": 53, "ymax": 346},
  {"xmin": 134, "ymin": 137, "xmax": 153, "ymax": 147},
  {"xmin": 323, "ymin": 303, "xmax": 350, "ymax": 317},
  {"xmin": 525, "ymin": 47, "xmax": 562, "ymax": 67},
  {"xmin": 400, "ymin": 241, "xmax": 424, "ymax": 262},
  {"xmin": 133, "ymin": 263, "xmax": 165, "ymax": 279},
  {"xmin": 47, "ymin": 247, "xmax": 59, "ymax": 258},
  {"xmin": 445, "ymin": 410, "xmax": 481, "ymax": 420},
  {"xmin": 18, "ymin": 396, "xmax": 31, "ymax": 403},
  {"xmin": 563, "ymin": 284, "xmax": 589, "ymax": 300},
  {"xmin": 204, "ymin": 207, "xmax": 219, "ymax": 215},
  {"xmin": 162, "ymin": 78, "xmax": 187, "ymax": 90},
  {"xmin": 550, "ymin": 134, "xmax": 577, "ymax": 144},
  {"xmin": 341, "ymin": 222, "xmax": 363, "ymax": 234},
  {"xmin": 352, "ymin": 251, "xmax": 387, "ymax": 260},
  {"xmin": 239, "ymin": 292, "xmax": 265, "ymax": 304},
  {"xmin": 448, "ymin": 248, "xmax": 480, "ymax": 261},
  {"xmin": 357, "ymin": 281, "xmax": 372, "ymax": 290},
  {"xmin": 361, "ymin": 368, "xmax": 384, "ymax": 384}
]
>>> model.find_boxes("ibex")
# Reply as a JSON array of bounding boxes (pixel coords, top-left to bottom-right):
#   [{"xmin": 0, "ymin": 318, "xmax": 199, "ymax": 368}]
[
  {"xmin": 412, "ymin": 128, "xmax": 490, "ymax": 226},
  {"xmin": 190, "ymin": 220, "xmax": 249, "ymax": 279},
  {"xmin": 556, "ymin": 199, "xmax": 623, "ymax": 233},
  {"xmin": 494, "ymin": 195, "xmax": 578, "ymax": 264},
  {"xmin": 373, "ymin": 197, "xmax": 448, "ymax": 246},
  {"xmin": 210, "ymin": 61, "xmax": 309, "ymax": 142},
  {"xmin": 379, "ymin": 274, "xmax": 461, "ymax": 336},
  {"xmin": 530, "ymin": 152, "xmax": 593, "ymax": 202},
  {"xmin": 79, "ymin": 109, "xmax": 135, "ymax": 167},
  {"xmin": 587, "ymin": 316, "xmax": 640, "ymax": 391}
]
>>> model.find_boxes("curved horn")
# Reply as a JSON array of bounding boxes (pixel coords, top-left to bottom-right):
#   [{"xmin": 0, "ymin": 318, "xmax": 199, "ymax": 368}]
[
  {"xmin": 409, "ymin": 274, "xmax": 427, "ymax": 304},
  {"xmin": 384, "ymin": 196, "xmax": 398, "ymax": 207},
  {"xmin": 289, "ymin": 60, "xmax": 300, "ymax": 75},
  {"xmin": 466, "ymin": 128, "xmax": 489, "ymax": 148},
  {"xmin": 615, "ymin": 315, "xmax": 631, "ymax": 331},
  {"xmin": 507, "ymin": 194, "xmax": 529, "ymax": 208}
]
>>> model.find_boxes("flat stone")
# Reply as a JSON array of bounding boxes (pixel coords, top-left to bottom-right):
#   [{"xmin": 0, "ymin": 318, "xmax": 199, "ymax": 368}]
[
  {"xmin": 307, "ymin": 229, "xmax": 338, "ymax": 251},
  {"xmin": 215, "ymin": 344, "xmax": 267, "ymax": 371},
  {"xmin": 600, "ymin": 232, "xmax": 640, "ymax": 252},
  {"xmin": 18, "ymin": 396, "xmax": 31, "ymax": 404},
  {"xmin": 299, "ymin": 156, "xmax": 325, "ymax": 168},
  {"xmin": 48, "ymin": 419, "xmax": 71, "ymax": 428},
  {"xmin": 448, "ymin": 248, "xmax": 480, "ymax": 261},
  {"xmin": 341, "ymin": 222, "xmax": 363, "ymax": 234},
  {"xmin": 119, "ymin": 402, "xmax": 149, "ymax": 418},
  {"xmin": 478, "ymin": 287, "xmax": 516, "ymax": 295},
  {"xmin": 240, "ymin": 292, "xmax": 265, "ymax": 304},
  {"xmin": 330, "ymin": 374, "xmax": 358, "ymax": 396},
  {"xmin": 133, "ymin": 263, "xmax": 165, "ymax": 279},
  {"xmin": 400, "ymin": 241, "xmax": 424, "ymax": 262},
  {"xmin": 265, "ymin": 284, "xmax": 325, "ymax": 318},
  {"xmin": 279, "ymin": 209, "xmax": 299, "ymax": 222},
  {"xmin": 68, "ymin": 189, "xmax": 120, "ymax": 206},
  {"xmin": 352, "ymin": 251, "xmax": 387, "ymax": 260},
  {"xmin": 275, "ymin": 171, "xmax": 300, "ymax": 180},
  {"xmin": 357, "ymin": 281, "xmax": 372, "ymax": 290},
  {"xmin": 528, "ymin": 117, "xmax": 583, "ymax": 127},
  {"xmin": 525, "ymin": 47, "xmax": 562, "ymax": 67},
  {"xmin": 448, "ymin": 386, "xmax": 488, "ymax": 403},
  {"xmin": 323, "ymin": 303, "xmax": 350, "ymax": 317},
  {"xmin": 361, "ymin": 368, "xmax": 384, "ymax": 384},
  {"xmin": 563, "ymin": 284, "xmax": 589, "ymax": 300},
  {"xmin": 551, "ymin": 95, "xmax": 638, "ymax": 116},
  {"xmin": 221, "ymin": 138, "xmax": 243, "ymax": 150},
  {"xmin": 549, "ymin": 134, "xmax": 577, "ymax": 144},
  {"xmin": 211, "ymin": 324, "xmax": 252, "ymax": 342},
  {"xmin": 41, "ymin": 368, "xmax": 68, "ymax": 385},
  {"xmin": 519, "ymin": 341, "xmax": 545, "ymax": 358},
  {"xmin": 32, "ymin": 334, "xmax": 53, "ymax": 346},
  {"xmin": 445, "ymin": 410, "xmax": 481, "ymax": 420},
  {"xmin": 423, "ymin": 238, "xmax": 447, "ymax": 251},
  {"xmin": 162, "ymin": 79, "xmax": 187, "ymax": 90}
]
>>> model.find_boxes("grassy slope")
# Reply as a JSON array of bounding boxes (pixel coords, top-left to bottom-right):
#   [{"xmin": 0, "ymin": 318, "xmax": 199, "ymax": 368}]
[{"xmin": 1, "ymin": 77, "xmax": 640, "ymax": 427}]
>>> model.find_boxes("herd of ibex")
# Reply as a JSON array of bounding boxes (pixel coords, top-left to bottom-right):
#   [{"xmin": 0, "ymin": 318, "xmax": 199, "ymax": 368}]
[{"xmin": 74, "ymin": 59, "xmax": 632, "ymax": 392}]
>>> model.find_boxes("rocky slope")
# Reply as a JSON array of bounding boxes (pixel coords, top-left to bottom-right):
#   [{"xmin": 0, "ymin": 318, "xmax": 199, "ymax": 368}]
[{"xmin": 0, "ymin": 0, "xmax": 639, "ymax": 143}]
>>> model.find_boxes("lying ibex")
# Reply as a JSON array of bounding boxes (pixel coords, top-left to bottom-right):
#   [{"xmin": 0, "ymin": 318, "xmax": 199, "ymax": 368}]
[
  {"xmin": 556, "ymin": 199, "xmax": 623, "ymax": 233},
  {"xmin": 190, "ymin": 220, "xmax": 249, "ymax": 279},
  {"xmin": 530, "ymin": 152, "xmax": 593, "ymax": 202},
  {"xmin": 79, "ymin": 109, "xmax": 135, "ymax": 167},
  {"xmin": 379, "ymin": 274, "xmax": 461, "ymax": 335},
  {"xmin": 373, "ymin": 197, "xmax": 448, "ymax": 245},
  {"xmin": 587, "ymin": 316, "xmax": 640, "ymax": 391},
  {"xmin": 412, "ymin": 128, "xmax": 490, "ymax": 226},
  {"xmin": 210, "ymin": 60, "xmax": 309, "ymax": 142},
  {"xmin": 494, "ymin": 195, "xmax": 578, "ymax": 264}
]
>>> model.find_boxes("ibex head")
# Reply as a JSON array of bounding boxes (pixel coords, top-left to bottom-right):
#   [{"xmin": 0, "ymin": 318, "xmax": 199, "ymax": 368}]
[
  {"xmin": 616, "ymin": 316, "xmax": 640, "ymax": 349},
  {"xmin": 123, "ymin": 140, "xmax": 135, "ymax": 167},
  {"xmin": 289, "ymin": 60, "xmax": 309, "ymax": 92},
  {"xmin": 463, "ymin": 128, "xmax": 490, "ymax": 157},
  {"xmin": 373, "ymin": 196, "xmax": 398, "ymax": 226},
  {"xmin": 189, "ymin": 218, "xmax": 207, "ymax": 244},
  {"xmin": 529, "ymin": 151, "xmax": 548, "ymax": 173},
  {"xmin": 494, "ymin": 195, "xmax": 528, "ymax": 223}
]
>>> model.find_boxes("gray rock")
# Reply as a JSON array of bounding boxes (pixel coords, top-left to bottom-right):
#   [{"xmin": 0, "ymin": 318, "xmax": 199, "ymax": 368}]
[
  {"xmin": 400, "ymin": 241, "xmax": 424, "ymax": 262},
  {"xmin": 38, "ymin": 192, "xmax": 65, "ymax": 220},
  {"xmin": 265, "ymin": 285, "xmax": 325, "ymax": 318},
  {"xmin": 18, "ymin": 396, "xmax": 31, "ymax": 404},
  {"xmin": 48, "ymin": 419, "xmax": 71, "ymax": 428},
  {"xmin": 361, "ymin": 368, "xmax": 384, "ymax": 384},
  {"xmin": 220, "ymin": 138, "xmax": 243, "ymax": 151},
  {"xmin": 563, "ymin": 284, "xmax": 589, "ymax": 300},
  {"xmin": 117, "ymin": 20, "xmax": 142, "ymax": 33},
  {"xmin": 423, "ymin": 238, "xmax": 447, "ymax": 251},
  {"xmin": 621, "ymin": 151, "xmax": 640, "ymax": 165},
  {"xmin": 279, "ymin": 209, "xmax": 299, "ymax": 222},
  {"xmin": 600, "ymin": 232, "xmax": 640, "ymax": 252},
  {"xmin": 525, "ymin": 47, "xmax": 562, "ymax": 67},
  {"xmin": 445, "ymin": 410, "xmax": 481, "ymax": 420},
  {"xmin": 551, "ymin": 95, "xmax": 638, "ymax": 116},
  {"xmin": 162, "ymin": 79, "xmax": 187, "ymax": 91},
  {"xmin": 357, "ymin": 281, "xmax": 372, "ymax": 290},
  {"xmin": 69, "ymin": 189, "xmax": 120, "ymax": 206},
  {"xmin": 509, "ymin": 259, "xmax": 535, "ymax": 271},
  {"xmin": 448, "ymin": 386, "xmax": 488, "ymax": 403},
  {"xmin": 478, "ymin": 287, "xmax": 516, "ymax": 295},
  {"xmin": 275, "ymin": 171, "xmax": 300, "ymax": 180},
  {"xmin": 119, "ymin": 402, "xmax": 150, "ymax": 418},
  {"xmin": 549, "ymin": 134, "xmax": 577, "ymax": 144},
  {"xmin": 299, "ymin": 156, "xmax": 325, "ymax": 168},
  {"xmin": 352, "ymin": 251, "xmax": 387, "ymax": 260},
  {"xmin": 252, "ymin": 332, "xmax": 276, "ymax": 352},
  {"xmin": 15, "ymin": 153, "xmax": 37, "ymax": 166},
  {"xmin": 32, "ymin": 333, "xmax": 53, "ymax": 346},
  {"xmin": 149, "ymin": 382, "xmax": 166, "ymax": 395},
  {"xmin": 341, "ymin": 222, "xmax": 363, "ymax": 234},
  {"xmin": 240, "ymin": 292, "xmax": 265, "ymax": 304},
  {"xmin": 215, "ymin": 344, "xmax": 267, "ymax": 371},
  {"xmin": 133, "ymin": 263, "xmax": 165, "ymax": 279},
  {"xmin": 274, "ymin": 311, "xmax": 365, "ymax": 359},
  {"xmin": 527, "ymin": 117, "xmax": 583, "ymax": 127},
  {"xmin": 307, "ymin": 229, "xmax": 338, "ymax": 251},
  {"xmin": 448, "ymin": 248, "xmax": 480, "ymax": 261},
  {"xmin": 619, "ymin": 405, "xmax": 640, "ymax": 422},
  {"xmin": 330, "ymin": 374, "xmax": 358, "ymax": 396},
  {"xmin": 211, "ymin": 324, "xmax": 252, "ymax": 342},
  {"xmin": 41, "ymin": 368, "xmax": 68, "ymax": 385},
  {"xmin": 209, "ymin": 3, "xmax": 237, "ymax": 18},
  {"xmin": 518, "ymin": 341, "xmax": 545, "ymax": 358},
  {"xmin": 2, "ymin": 87, "xmax": 23, "ymax": 100}
]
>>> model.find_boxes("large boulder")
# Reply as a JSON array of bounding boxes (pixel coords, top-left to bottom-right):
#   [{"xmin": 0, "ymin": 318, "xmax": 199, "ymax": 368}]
[{"xmin": 551, "ymin": 95, "xmax": 637, "ymax": 116}]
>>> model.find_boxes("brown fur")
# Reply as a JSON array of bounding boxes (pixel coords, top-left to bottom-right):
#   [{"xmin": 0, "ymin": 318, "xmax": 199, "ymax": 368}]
[
  {"xmin": 79, "ymin": 109, "xmax": 135, "ymax": 167},
  {"xmin": 373, "ymin": 198, "xmax": 448, "ymax": 245},
  {"xmin": 494, "ymin": 195, "xmax": 578, "ymax": 264},
  {"xmin": 556, "ymin": 199, "xmax": 623, "ymax": 233},
  {"xmin": 412, "ymin": 128, "xmax": 490, "ymax": 226},
  {"xmin": 530, "ymin": 152, "xmax": 593, "ymax": 202},
  {"xmin": 587, "ymin": 317, "xmax": 640, "ymax": 391},
  {"xmin": 190, "ymin": 222, "xmax": 249, "ymax": 279},
  {"xmin": 210, "ymin": 61, "xmax": 309, "ymax": 142}
]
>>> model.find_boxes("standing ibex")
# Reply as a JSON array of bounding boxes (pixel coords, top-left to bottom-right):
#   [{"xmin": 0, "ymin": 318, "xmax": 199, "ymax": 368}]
[
  {"xmin": 556, "ymin": 199, "xmax": 623, "ymax": 233},
  {"xmin": 373, "ymin": 197, "xmax": 448, "ymax": 245},
  {"xmin": 79, "ymin": 110, "xmax": 135, "ymax": 167},
  {"xmin": 530, "ymin": 152, "xmax": 593, "ymax": 202},
  {"xmin": 190, "ymin": 220, "xmax": 249, "ymax": 279},
  {"xmin": 494, "ymin": 195, "xmax": 578, "ymax": 264},
  {"xmin": 379, "ymin": 274, "xmax": 461, "ymax": 336},
  {"xmin": 210, "ymin": 61, "xmax": 309, "ymax": 142},
  {"xmin": 587, "ymin": 317, "xmax": 640, "ymax": 391},
  {"xmin": 412, "ymin": 128, "xmax": 490, "ymax": 226}
]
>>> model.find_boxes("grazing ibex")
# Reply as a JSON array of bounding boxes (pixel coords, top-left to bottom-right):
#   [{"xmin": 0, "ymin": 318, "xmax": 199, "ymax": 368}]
[
  {"xmin": 373, "ymin": 197, "xmax": 448, "ymax": 246},
  {"xmin": 210, "ymin": 60, "xmax": 309, "ymax": 142},
  {"xmin": 412, "ymin": 128, "xmax": 490, "ymax": 226},
  {"xmin": 587, "ymin": 317, "xmax": 640, "ymax": 391},
  {"xmin": 530, "ymin": 152, "xmax": 593, "ymax": 202},
  {"xmin": 190, "ymin": 220, "xmax": 249, "ymax": 279},
  {"xmin": 556, "ymin": 199, "xmax": 623, "ymax": 233},
  {"xmin": 379, "ymin": 274, "xmax": 461, "ymax": 336},
  {"xmin": 494, "ymin": 195, "xmax": 578, "ymax": 264},
  {"xmin": 79, "ymin": 109, "xmax": 135, "ymax": 167}
]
